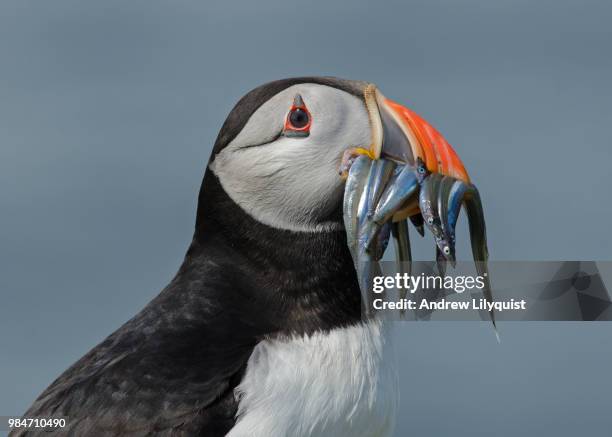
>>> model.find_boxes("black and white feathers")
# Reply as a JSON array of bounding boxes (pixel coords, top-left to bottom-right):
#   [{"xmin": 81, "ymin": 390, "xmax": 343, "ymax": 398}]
[{"xmin": 13, "ymin": 78, "xmax": 397, "ymax": 437}]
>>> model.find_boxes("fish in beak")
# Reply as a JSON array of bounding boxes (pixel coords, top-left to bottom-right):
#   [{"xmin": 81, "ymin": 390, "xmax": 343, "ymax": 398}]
[{"xmin": 342, "ymin": 84, "xmax": 496, "ymax": 330}]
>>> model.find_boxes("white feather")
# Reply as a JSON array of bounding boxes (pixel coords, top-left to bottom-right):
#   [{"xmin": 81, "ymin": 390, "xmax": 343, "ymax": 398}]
[{"xmin": 227, "ymin": 319, "xmax": 398, "ymax": 437}]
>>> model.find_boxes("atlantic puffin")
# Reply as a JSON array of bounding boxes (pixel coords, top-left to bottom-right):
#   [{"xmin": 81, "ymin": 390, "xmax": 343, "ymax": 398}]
[{"xmin": 13, "ymin": 77, "xmax": 444, "ymax": 437}]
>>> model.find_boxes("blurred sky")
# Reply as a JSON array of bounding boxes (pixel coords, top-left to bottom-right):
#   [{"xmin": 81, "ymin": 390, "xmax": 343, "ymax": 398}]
[{"xmin": 1, "ymin": 1, "xmax": 611, "ymax": 436}]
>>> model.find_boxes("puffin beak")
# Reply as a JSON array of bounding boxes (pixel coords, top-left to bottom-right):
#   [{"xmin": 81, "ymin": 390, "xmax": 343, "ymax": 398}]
[
  {"xmin": 343, "ymin": 84, "xmax": 495, "ymax": 330},
  {"xmin": 363, "ymin": 84, "xmax": 470, "ymax": 183}
]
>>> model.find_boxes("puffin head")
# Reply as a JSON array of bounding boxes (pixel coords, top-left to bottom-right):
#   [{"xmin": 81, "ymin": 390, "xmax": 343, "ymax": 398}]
[{"xmin": 198, "ymin": 77, "xmax": 465, "ymax": 235}]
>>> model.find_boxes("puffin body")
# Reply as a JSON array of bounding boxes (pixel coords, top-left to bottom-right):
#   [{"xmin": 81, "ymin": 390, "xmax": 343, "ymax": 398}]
[{"xmin": 14, "ymin": 78, "xmax": 399, "ymax": 437}]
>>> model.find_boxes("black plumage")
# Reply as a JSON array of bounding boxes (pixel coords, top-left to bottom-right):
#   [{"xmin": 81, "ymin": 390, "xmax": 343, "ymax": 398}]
[{"xmin": 13, "ymin": 78, "xmax": 366, "ymax": 436}]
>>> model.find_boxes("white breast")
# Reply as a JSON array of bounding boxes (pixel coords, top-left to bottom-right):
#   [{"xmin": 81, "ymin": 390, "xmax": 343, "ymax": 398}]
[{"xmin": 226, "ymin": 319, "xmax": 398, "ymax": 437}]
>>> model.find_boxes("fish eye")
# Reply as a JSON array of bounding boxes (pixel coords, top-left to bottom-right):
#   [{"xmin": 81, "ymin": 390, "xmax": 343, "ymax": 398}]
[{"xmin": 443, "ymin": 246, "xmax": 450, "ymax": 255}]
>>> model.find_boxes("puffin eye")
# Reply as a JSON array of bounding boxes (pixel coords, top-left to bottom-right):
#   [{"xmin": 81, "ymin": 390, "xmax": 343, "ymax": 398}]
[
  {"xmin": 289, "ymin": 108, "xmax": 309, "ymax": 128},
  {"xmin": 283, "ymin": 94, "xmax": 311, "ymax": 137}
]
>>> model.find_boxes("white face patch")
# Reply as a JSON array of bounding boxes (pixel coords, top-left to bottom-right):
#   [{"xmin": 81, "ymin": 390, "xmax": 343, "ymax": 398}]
[{"xmin": 210, "ymin": 84, "xmax": 371, "ymax": 232}]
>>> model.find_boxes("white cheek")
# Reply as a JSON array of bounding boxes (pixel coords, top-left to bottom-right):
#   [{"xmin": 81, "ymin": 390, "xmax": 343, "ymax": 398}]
[
  {"xmin": 211, "ymin": 140, "xmax": 344, "ymax": 232},
  {"xmin": 211, "ymin": 84, "xmax": 371, "ymax": 232}
]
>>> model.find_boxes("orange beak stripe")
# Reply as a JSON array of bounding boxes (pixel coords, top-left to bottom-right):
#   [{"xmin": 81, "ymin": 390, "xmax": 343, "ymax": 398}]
[{"xmin": 384, "ymin": 98, "xmax": 470, "ymax": 184}]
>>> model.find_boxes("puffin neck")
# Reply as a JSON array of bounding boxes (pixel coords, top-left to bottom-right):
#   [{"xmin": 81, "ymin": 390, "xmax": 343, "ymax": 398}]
[
  {"xmin": 194, "ymin": 169, "xmax": 347, "ymax": 264},
  {"xmin": 191, "ymin": 170, "xmax": 363, "ymax": 335}
]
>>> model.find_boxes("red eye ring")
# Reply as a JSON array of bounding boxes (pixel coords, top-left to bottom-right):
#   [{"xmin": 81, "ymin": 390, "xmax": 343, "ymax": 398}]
[{"xmin": 284, "ymin": 94, "xmax": 311, "ymax": 137}]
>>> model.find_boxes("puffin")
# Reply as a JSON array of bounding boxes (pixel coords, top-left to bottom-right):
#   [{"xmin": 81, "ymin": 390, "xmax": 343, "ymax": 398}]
[{"xmin": 13, "ymin": 77, "xmax": 438, "ymax": 437}]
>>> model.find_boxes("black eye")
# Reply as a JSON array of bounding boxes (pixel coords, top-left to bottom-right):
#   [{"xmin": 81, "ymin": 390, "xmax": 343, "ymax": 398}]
[{"xmin": 288, "ymin": 108, "xmax": 309, "ymax": 129}]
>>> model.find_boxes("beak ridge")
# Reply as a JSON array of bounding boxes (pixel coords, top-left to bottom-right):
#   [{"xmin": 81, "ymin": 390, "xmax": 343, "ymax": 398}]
[{"xmin": 364, "ymin": 84, "xmax": 470, "ymax": 184}]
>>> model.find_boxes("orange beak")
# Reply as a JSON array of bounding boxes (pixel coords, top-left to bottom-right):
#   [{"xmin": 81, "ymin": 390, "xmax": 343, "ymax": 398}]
[{"xmin": 364, "ymin": 84, "xmax": 470, "ymax": 183}]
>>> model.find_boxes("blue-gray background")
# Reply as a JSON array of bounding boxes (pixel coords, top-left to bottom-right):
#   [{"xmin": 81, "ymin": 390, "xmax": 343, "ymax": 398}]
[{"xmin": 1, "ymin": 1, "xmax": 611, "ymax": 435}]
